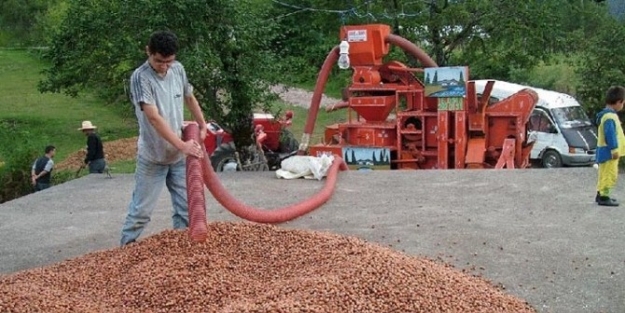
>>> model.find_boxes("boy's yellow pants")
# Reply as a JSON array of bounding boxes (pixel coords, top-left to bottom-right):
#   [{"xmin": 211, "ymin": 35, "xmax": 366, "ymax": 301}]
[{"xmin": 597, "ymin": 159, "xmax": 619, "ymax": 196}]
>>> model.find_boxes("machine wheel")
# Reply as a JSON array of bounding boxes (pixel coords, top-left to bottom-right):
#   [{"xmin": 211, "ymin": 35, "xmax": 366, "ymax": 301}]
[
  {"xmin": 541, "ymin": 150, "xmax": 563, "ymax": 168},
  {"xmin": 279, "ymin": 129, "xmax": 299, "ymax": 153},
  {"xmin": 210, "ymin": 142, "xmax": 238, "ymax": 172}
]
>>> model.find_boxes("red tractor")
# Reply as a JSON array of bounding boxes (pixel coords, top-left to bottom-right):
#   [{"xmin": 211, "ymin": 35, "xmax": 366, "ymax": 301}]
[
  {"xmin": 300, "ymin": 24, "xmax": 538, "ymax": 170},
  {"xmin": 204, "ymin": 111, "xmax": 299, "ymax": 172}
]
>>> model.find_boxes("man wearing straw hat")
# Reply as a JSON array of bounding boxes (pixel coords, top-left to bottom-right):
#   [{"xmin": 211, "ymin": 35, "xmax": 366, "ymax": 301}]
[{"xmin": 78, "ymin": 120, "xmax": 106, "ymax": 174}]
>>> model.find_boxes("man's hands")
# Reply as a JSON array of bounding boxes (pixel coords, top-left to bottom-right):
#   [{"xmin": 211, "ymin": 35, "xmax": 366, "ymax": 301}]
[
  {"xmin": 31, "ymin": 175, "xmax": 36, "ymax": 186},
  {"xmin": 612, "ymin": 151, "xmax": 620, "ymax": 160},
  {"xmin": 181, "ymin": 140, "xmax": 204, "ymax": 158}
]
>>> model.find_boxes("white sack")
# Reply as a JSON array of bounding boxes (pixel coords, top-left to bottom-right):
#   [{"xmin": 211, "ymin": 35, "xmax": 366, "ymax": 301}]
[{"xmin": 275, "ymin": 154, "xmax": 335, "ymax": 180}]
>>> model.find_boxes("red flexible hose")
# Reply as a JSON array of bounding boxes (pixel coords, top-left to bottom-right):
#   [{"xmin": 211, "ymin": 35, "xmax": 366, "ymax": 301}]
[
  {"xmin": 182, "ymin": 123, "xmax": 208, "ymax": 242},
  {"xmin": 183, "ymin": 124, "xmax": 349, "ymax": 225},
  {"xmin": 201, "ymin": 150, "xmax": 348, "ymax": 223},
  {"xmin": 298, "ymin": 46, "xmax": 340, "ymax": 155}
]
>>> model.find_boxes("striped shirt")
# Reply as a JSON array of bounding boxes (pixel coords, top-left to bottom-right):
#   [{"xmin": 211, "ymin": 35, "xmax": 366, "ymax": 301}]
[{"xmin": 129, "ymin": 61, "xmax": 193, "ymax": 164}]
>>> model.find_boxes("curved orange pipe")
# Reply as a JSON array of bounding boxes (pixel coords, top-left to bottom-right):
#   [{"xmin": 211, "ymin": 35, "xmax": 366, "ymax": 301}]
[
  {"xmin": 384, "ymin": 34, "xmax": 438, "ymax": 68},
  {"xmin": 184, "ymin": 123, "xmax": 348, "ymax": 226}
]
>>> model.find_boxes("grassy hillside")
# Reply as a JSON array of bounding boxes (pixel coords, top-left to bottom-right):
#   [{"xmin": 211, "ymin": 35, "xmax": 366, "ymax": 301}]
[{"xmin": 0, "ymin": 49, "xmax": 138, "ymax": 165}]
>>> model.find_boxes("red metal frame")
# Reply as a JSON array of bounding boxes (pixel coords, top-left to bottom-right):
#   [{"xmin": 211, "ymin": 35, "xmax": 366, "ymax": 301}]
[{"xmin": 203, "ymin": 112, "xmax": 294, "ymax": 155}]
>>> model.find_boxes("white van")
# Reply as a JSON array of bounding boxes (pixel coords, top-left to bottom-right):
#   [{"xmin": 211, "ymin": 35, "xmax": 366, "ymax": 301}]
[{"xmin": 473, "ymin": 80, "xmax": 597, "ymax": 168}]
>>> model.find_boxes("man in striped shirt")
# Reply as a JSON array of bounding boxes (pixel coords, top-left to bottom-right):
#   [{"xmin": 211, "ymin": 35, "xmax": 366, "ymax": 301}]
[{"xmin": 121, "ymin": 30, "xmax": 208, "ymax": 246}]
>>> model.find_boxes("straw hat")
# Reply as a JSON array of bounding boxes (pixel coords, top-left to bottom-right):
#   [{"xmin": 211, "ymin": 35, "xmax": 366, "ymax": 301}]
[{"xmin": 78, "ymin": 121, "xmax": 97, "ymax": 131}]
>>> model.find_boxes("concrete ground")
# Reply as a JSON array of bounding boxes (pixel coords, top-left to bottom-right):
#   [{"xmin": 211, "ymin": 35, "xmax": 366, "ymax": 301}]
[{"xmin": 0, "ymin": 167, "xmax": 623, "ymax": 313}]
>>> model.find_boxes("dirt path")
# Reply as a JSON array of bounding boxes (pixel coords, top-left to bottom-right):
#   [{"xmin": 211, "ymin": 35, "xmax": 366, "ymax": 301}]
[{"xmin": 270, "ymin": 84, "xmax": 341, "ymax": 109}]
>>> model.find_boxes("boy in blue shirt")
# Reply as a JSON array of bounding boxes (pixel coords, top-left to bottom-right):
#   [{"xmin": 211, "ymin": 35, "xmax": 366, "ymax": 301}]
[{"xmin": 595, "ymin": 86, "xmax": 625, "ymax": 206}]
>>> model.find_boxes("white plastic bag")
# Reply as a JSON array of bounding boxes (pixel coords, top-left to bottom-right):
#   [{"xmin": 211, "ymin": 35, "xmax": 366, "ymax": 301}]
[{"xmin": 275, "ymin": 154, "xmax": 335, "ymax": 180}]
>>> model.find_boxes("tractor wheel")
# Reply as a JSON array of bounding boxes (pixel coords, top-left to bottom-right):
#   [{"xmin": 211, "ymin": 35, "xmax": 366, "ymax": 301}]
[
  {"xmin": 279, "ymin": 129, "xmax": 299, "ymax": 153},
  {"xmin": 210, "ymin": 142, "xmax": 238, "ymax": 172},
  {"xmin": 541, "ymin": 150, "xmax": 563, "ymax": 168}
]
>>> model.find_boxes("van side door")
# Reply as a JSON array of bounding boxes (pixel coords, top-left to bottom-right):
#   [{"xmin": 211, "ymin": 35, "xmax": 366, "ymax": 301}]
[{"xmin": 528, "ymin": 109, "xmax": 559, "ymax": 159}]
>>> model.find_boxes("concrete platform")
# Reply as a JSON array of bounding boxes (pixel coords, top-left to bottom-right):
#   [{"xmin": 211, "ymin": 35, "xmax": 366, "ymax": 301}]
[{"xmin": 0, "ymin": 167, "xmax": 623, "ymax": 313}]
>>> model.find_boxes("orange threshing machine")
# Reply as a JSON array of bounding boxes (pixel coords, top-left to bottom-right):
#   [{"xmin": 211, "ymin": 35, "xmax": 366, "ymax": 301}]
[{"xmin": 302, "ymin": 24, "xmax": 539, "ymax": 170}]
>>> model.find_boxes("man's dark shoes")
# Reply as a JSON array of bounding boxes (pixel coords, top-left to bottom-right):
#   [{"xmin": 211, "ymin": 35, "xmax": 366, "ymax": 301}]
[{"xmin": 597, "ymin": 195, "xmax": 619, "ymax": 206}]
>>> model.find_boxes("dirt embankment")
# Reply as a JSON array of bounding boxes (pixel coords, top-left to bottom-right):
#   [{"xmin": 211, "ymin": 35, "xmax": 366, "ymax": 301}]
[{"xmin": 55, "ymin": 137, "xmax": 137, "ymax": 171}]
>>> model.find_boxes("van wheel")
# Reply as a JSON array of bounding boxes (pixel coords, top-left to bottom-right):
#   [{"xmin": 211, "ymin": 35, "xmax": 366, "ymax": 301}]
[{"xmin": 541, "ymin": 150, "xmax": 562, "ymax": 168}]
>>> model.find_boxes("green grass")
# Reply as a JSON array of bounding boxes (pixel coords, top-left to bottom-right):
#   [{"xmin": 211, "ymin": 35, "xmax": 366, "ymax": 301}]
[
  {"xmin": 0, "ymin": 49, "xmax": 138, "ymax": 166},
  {"xmin": 107, "ymin": 159, "xmax": 137, "ymax": 174},
  {"xmin": 267, "ymin": 101, "xmax": 346, "ymax": 145}
]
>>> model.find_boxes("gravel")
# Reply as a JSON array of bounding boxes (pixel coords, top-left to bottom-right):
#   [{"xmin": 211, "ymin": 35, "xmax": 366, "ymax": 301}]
[{"xmin": 0, "ymin": 222, "xmax": 535, "ymax": 313}]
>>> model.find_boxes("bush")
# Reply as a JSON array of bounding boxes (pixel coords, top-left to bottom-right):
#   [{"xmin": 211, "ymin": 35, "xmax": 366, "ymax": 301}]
[
  {"xmin": 51, "ymin": 169, "xmax": 77, "ymax": 186},
  {"xmin": 0, "ymin": 146, "xmax": 39, "ymax": 204},
  {"xmin": 0, "ymin": 148, "xmax": 78, "ymax": 204}
]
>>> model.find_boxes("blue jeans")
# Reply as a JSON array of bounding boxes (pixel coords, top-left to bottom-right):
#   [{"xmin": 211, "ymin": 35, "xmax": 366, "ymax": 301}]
[
  {"xmin": 88, "ymin": 158, "xmax": 106, "ymax": 173},
  {"xmin": 120, "ymin": 156, "xmax": 189, "ymax": 246},
  {"xmin": 34, "ymin": 182, "xmax": 50, "ymax": 192}
]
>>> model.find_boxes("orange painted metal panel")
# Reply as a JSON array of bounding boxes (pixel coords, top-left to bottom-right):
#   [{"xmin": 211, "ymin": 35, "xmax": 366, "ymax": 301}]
[
  {"xmin": 437, "ymin": 111, "xmax": 450, "ymax": 169},
  {"xmin": 465, "ymin": 138, "xmax": 486, "ymax": 166},
  {"xmin": 340, "ymin": 24, "xmax": 391, "ymax": 66},
  {"xmin": 454, "ymin": 111, "xmax": 467, "ymax": 169},
  {"xmin": 309, "ymin": 145, "xmax": 343, "ymax": 158}
]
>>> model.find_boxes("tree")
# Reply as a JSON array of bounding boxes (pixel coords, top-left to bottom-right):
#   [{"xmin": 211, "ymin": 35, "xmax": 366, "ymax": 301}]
[
  {"xmin": 270, "ymin": 0, "xmax": 577, "ymax": 82},
  {"xmin": 576, "ymin": 15, "xmax": 625, "ymax": 116},
  {"xmin": 372, "ymin": 151, "xmax": 377, "ymax": 164},
  {"xmin": 0, "ymin": 0, "xmax": 62, "ymax": 45},
  {"xmin": 38, "ymin": 0, "xmax": 281, "ymax": 148},
  {"xmin": 351, "ymin": 149, "xmax": 356, "ymax": 162}
]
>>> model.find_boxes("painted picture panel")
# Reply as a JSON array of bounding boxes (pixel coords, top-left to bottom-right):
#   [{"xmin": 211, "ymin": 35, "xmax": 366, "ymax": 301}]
[
  {"xmin": 424, "ymin": 66, "xmax": 468, "ymax": 98},
  {"xmin": 343, "ymin": 147, "xmax": 391, "ymax": 170}
]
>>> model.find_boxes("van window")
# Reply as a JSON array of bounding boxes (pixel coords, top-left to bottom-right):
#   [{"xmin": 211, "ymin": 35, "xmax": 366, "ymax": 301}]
[
  {"xmin": 551, "ymin": 106, "xmax": 592, "ymax": 128},
  {"xmin": 529, "ymin": 111, "xmax": 554, "ymax": 133}
]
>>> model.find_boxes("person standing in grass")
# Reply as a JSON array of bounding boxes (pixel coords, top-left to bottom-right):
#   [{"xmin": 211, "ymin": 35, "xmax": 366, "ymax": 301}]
[
  {"xmin": 31, "ymin": 145, "xmax": 56, "ymax": 192},
  {"xmin": 78, "ymin": 120, "xmax": 107, "ymax": 173},
  {"xmin": 595, "ymin": 86, "xmax": 625, "ymax": 207},
  {"xmin": 121, "ymin": 30, "xmax": 207, "ymax": 246}
]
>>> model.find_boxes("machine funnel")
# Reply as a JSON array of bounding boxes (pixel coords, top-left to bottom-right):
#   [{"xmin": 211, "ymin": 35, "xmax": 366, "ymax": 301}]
[{"xmin": 349, "ymin": 95, "xmax": 396, "ymax": 122}]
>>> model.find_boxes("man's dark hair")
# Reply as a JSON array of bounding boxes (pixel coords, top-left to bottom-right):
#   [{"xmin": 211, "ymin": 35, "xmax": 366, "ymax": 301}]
[
  {"xmin": 45, "ymin": 145, "xmax": 55, "ymax": 154},
  {"xmin": 147, "ymin": 30, "xmax": 179, "ymax": 57},
  {"xmin": 605, "ymin": 86, "xmax": 625, "ymax": 105}
]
